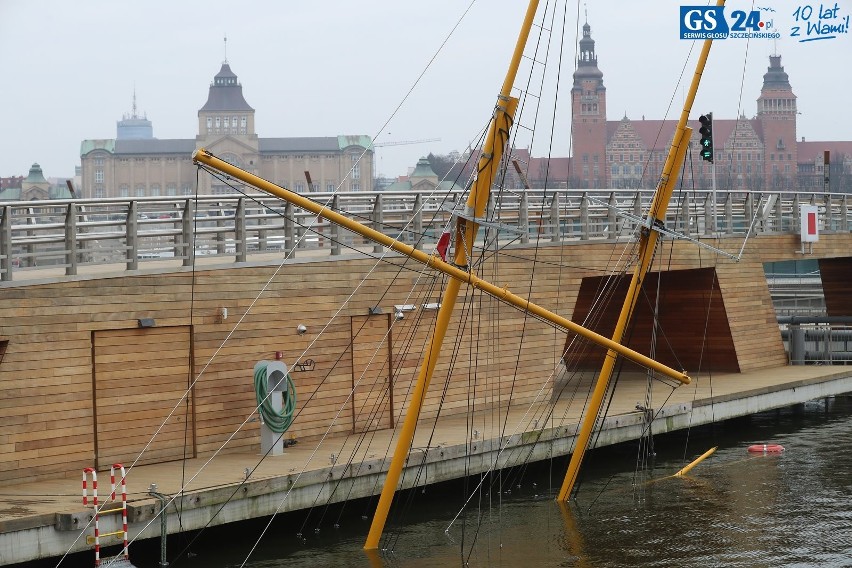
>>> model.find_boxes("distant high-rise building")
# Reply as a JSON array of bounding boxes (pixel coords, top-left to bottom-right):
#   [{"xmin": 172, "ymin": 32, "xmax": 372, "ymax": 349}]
[
  {"xmin": 116, "ymin": 90, "xmax": 153, "ymax": 140},
  {"xmin": 81, "ymin": 60, "xmax": 373, "ymax": 199}
]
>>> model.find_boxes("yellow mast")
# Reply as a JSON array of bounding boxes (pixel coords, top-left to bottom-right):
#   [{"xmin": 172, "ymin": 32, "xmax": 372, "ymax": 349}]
[
  {"xmin": 193, "ymin": 0, "xmax": 706, "ymax": 547},
  {"xmin": 556, "ymin": 0, "xmax": 726, "ymax": 502},
  {"xmin": 363, "ymin": 1, "xmax": 538, "ymax": 549}
]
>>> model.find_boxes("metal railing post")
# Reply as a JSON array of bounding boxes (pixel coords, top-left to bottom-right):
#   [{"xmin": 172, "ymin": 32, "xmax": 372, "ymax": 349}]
[
  {"xmin": 372, "ymin": 194, "xmax": 383, "ymax": 253},
  {"xmin": 182, "ymin": 200, "xmax": 195, "ymax": 266},
  {"xmin": 331, "ymin": 195, "xmax": 341, "ymax": 256},
  {"xmin": 65, "ymin": 203, "xmax": 78, "ymax": 276},
  {"xmin": 126, "ymin": 201, "xmax": 138, "ymax": 270},
  {"xmin": 216, "ymin": 207, "xmax": 226, "ymax": 255},
  {"xmin": 412, "ymin": 194, "xmax": 423, "ymax": 250},
  {"xmin": 704, "ymin": 193, "xmax": 713, "ymax": 235},
  {"xmin": 550, "ymin": 191, "xmax": 561, "ymax": 242},
  {"xmin": 284, "ymin": 202, "xmax": 294, "ymax": 253},
  {"xmin": 25, "ymin": 208, "xmax": 35, "ymax": 267},
  {"xmin": 679, "ymin": 192, "xmax": 690, "ymax": 234},
  {"xmin": 724, "ymin": 193, "xmax": 733, "ymax": 235},
  {"xmin": 519, "ymin": 192, "xmax": 529, "ymax": 244},
  {"xmin": 235, "ymin": 197, "xmax": 246, "ymax": 262},
  {"xmin": 0, "ymin": 206, "xmax": 11, "ymax": 281},
  {"xmin": 607, "ymin": 192, "xmax": 617, "ymax": 239},
  {"xmin": 580, "ymin": 193, "xmax": 590, "ymax": 240}
]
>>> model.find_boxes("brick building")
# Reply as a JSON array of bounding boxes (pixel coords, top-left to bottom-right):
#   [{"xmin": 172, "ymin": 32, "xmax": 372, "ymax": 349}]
[{"xmin": 568, "ymin": 22, "xmax": 852, "ymax": 192}]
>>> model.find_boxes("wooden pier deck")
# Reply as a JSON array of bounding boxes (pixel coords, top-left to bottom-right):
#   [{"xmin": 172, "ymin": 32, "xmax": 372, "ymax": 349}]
[{"xmin": 1, "ymin": 364, "xmax": 850, "ymax": 565}]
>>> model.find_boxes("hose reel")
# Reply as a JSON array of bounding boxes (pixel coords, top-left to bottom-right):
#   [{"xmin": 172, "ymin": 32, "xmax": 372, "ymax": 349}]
[{"xmin": 253, "ymin": 361, "xmax": 297, "ymax": 455}]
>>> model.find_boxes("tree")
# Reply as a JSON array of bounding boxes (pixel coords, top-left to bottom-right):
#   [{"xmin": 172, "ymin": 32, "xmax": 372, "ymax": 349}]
[{"xmin": 427, "ymin": 153, "xmax": 467, "ymax": 185}]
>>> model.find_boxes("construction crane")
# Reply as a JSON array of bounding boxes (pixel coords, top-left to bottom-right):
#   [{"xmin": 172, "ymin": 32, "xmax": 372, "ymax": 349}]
[{"xmin": 371, "ymin": 138, "xmax": 441, "ymax": 148}]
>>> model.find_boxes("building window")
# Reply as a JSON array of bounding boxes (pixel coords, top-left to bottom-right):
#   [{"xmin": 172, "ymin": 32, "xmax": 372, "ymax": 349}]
[
  {"xmin": 327, "ymin": 183, "xmax": 335, "ymax": 191},
  {"xmin": 182, "ymin": 184, "xmax": 192, "ymax": 195},
  {"xmin": 94, "ymin": 169, "xmax": 104, "ymax": 183},
  {"xmin": 241, "ymin": 117, "xmax": 247, "ymax": 128},
  {"xmin": 166, "ymin": 184, "xmax": 177, "ymax": 196},
  {"xmin": 293, "ymin": 155, "xmax": 303, "ymax": 160},
  {"xmin": 352, "ymin": 183, "xmax": 360, "ymax": 191},
  {"xmin": 119, "ymin": 184, "xmax": 130, "ymax": 197},
  {"xmin": 215, "ymin": 117, "xmax": 221, "ymax": 128},
  {"xmin": 150, "ymin": 184, "xmax": 160, "ymax": 196},
  {"xmin": 94, "ymin": 157, "xmax": 104, "ymax": 166},
  {"xmin": 634, "ymin": 165, "xmax": 642, "ymax": 174},
  {"xmin": 207, "ymin": 117, "xmax": 212, "ymax": 128},
  {"xmin": 295, "ymin": 182, "xmax": 304, "ymax": 192},
  {"xmin": 352, "ymin": 163, "xmax": 360, "ymax": 179},
  {"xmin": 95, "ymin": 187, "xmax": 106, "ymax": 199},
  {"xmin": 611, "ymin": 165, "xmax": 618, "ymax": 175},
  {"xmin": 136, "ymin": 185, "xmax": 145, "ymax": 197}
]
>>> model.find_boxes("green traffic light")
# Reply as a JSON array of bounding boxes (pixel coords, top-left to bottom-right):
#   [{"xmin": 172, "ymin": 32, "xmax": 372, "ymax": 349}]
[{"xmin": 698, "ymin": 112, "xmax": 713, "ymax": 163}]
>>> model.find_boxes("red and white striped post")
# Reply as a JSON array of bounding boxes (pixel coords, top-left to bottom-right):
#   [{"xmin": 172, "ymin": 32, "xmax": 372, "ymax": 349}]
[
  {"xmin": 82, "ymin": 468, "xmax": 101, "ymax": 565},
  {"xmin": 110, "ymin": 463, "xmax": 129, "ymax": 560}
]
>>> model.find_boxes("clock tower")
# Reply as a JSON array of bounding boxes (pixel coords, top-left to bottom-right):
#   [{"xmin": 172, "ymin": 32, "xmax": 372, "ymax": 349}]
[{"xmin": 571, "ymin": 21, "xmax": 607, "ymax": 188}]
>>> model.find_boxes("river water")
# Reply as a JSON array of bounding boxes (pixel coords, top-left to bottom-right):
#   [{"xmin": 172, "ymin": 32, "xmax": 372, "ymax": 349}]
[{"xmin": 66, "ymin": 394, "xmax": 852, "ymax": 568}]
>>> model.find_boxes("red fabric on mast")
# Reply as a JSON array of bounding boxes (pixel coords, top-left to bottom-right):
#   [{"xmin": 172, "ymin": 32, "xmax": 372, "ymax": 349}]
[{"xmin": 436, "ymin": 231, "xmax": 451, "ymax": 261}]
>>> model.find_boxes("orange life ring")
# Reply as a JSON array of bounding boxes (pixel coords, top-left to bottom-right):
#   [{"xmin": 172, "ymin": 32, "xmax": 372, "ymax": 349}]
[{"xmin": 747, "ymin": 444, "xmax": 785, "ymax": 453}]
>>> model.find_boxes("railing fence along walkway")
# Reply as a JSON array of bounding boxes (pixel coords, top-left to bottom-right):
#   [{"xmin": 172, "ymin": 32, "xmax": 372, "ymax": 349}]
[{"xmin": 0, "ymin": 189, "xmax": 849, "ymax": 281}]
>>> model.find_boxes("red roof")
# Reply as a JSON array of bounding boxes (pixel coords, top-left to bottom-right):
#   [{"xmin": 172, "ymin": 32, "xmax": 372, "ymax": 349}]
[{"xmin": 797, "ymin": 141, "xmax": 852, "ymax": 161}]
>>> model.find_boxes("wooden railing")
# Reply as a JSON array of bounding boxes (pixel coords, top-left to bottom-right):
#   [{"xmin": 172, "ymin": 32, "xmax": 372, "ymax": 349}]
[{"xmin": 0, "ymin": 189, "xmax": 848, "ymax": 281}]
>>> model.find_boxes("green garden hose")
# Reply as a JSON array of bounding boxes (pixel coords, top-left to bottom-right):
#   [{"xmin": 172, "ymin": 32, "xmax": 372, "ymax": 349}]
[{"xmin": 254, "ymin": 362, "xmax": 297, "ymax": 434}]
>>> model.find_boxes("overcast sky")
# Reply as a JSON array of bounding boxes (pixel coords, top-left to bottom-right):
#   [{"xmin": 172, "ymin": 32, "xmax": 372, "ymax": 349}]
[{"xmin": 1, "ymin": 0, "xmax": 849, "ymax": 180}]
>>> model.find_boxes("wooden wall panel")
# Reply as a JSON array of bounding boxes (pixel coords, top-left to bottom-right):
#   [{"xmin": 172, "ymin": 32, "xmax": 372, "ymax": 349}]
[
  {"xmin": 93, "ymin": 326, "xmax": 194, "ymax": 469},
  {"xmin": 0, "ymin": 233, "xmax": 848, "ymax": 486},
  {"xmin": 351, "ymin": 314, "xmax": 392, "ymax": 433},
  {"xmin": 819, "ymin": 257, "xmax": 852, "ymax": 316},
  {"xmin": 569, "ymin": 268, "xmax": 740, "ymax": 374}
]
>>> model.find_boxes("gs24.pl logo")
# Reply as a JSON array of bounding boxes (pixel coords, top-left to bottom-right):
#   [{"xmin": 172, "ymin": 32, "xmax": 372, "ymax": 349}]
[{"xmin": 680, "ymin": 6, "xmax": 780, "ymax": 39}]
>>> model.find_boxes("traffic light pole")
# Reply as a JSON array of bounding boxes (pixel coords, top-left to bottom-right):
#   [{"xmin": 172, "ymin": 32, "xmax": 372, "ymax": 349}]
[{"xmin": 712, "ymin": 147, "xmax": 717, "ymax": 233}]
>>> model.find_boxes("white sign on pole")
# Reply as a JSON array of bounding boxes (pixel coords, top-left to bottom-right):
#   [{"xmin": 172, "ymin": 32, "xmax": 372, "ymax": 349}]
[{"xmin": 800, "ymin": 205, "xmax": 819, "ymax": 243}]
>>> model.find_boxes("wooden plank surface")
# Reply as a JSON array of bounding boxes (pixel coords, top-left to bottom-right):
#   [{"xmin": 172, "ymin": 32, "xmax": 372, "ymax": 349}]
[
  {"xmin": 93, "ymin": 326, "xmax": 194, "ymax": 469},
  {"xmin": 0, "ymin": 235, "xmax": 847, "ymax": 485}
]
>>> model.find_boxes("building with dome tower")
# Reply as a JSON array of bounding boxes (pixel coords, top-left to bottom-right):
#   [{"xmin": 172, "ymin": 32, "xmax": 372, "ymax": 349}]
[
  {"xmin": 80, "ymin": 60, "xmax": 373, "ymax": 199},
  {"xmin": 566, "ymin": 22, "xmax": 852, "ymax": 192}
]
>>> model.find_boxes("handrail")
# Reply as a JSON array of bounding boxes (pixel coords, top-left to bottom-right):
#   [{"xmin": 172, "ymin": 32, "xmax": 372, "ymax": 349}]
[{"xmin": 0, "ymin": 189, "xmax": 848, "ymax": 281}]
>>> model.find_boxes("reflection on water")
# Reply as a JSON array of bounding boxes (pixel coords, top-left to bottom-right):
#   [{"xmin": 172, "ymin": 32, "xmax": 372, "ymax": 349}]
[{"xmin": 126, "ymin": 396, "xmax": 852, "ymax": 568}]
